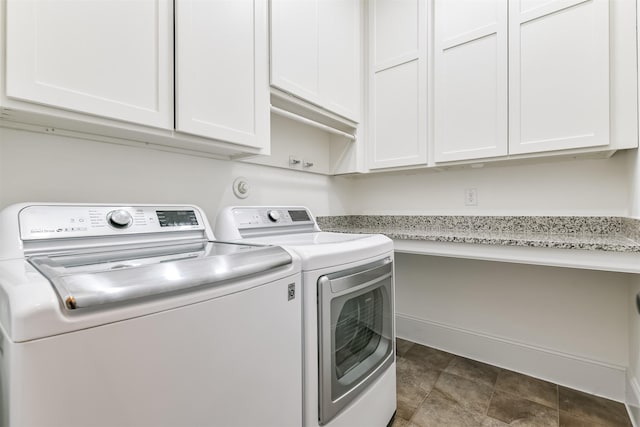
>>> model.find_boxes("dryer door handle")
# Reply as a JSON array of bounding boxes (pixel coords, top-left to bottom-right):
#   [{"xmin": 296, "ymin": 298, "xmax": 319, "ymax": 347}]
[{"xmin": 320, "ymin": 258, "xmax": 392, "ymax": 294}]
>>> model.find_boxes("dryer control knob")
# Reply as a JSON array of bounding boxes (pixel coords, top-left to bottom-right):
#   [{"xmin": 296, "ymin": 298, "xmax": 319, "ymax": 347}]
[
  {"xmin": 267, "ymin": 210, "xmax": 281, "ymax": 222},
  {"xmin": 107, "ymin": 209, "xmax": 133, "ymax": 229}
]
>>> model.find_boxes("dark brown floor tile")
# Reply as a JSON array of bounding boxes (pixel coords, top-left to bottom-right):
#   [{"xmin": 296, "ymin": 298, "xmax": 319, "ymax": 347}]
[
  {"xmin": 444, "ymin": 356, "xmax": 501, "ymax": 388},
  {"xmin": 411, "ymin": 388, "xmax": 486, "ymax": 427},
  {"xmin": 395, "ymin": 343, "xmax": 632, "ymax": 427},
  {"xmin": 559, "ymin": 411, "xmax": 596, "ymax": 427},
  {"xmin": 397, "ymin": 357, "xmax": 442, "ymax": 392},
  {"xmin": 396, "ymin": 382, "xmax": 428, "ymax": 420},
  {"xmin": 403, "ymin": 343, "xmax": 455, "ymax": 371},
  {"xmin": 558, "ymin": 387, "xmax": 631, "ymax": 427},
  {"xmin": 397, "ymin": 338, "xmax": 415, "ymax": 357},
  {"xmin": 433, "ymin": 371, "xmax": 494, "ymax": 415},
  {"xmin": 390, "ymin": 415, "xmax": 418, "ymax": 427},
  {"xmin": 487, "ymin": 391, "xmax": 558, "ymax": 426},
  {"xmin": 396, "ymin": 357, "xmax": 439, "ymax": 419},
  {"xmin": 481, "ymin": 417, "xmax": 511, "ymax": 426},
  {"xmin": 495, "ymin": 370, "xmax": 558, "ymax": 409}
]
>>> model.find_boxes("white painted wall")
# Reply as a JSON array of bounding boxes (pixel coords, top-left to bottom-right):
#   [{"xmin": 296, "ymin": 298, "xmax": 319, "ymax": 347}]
[
  {"xmin": 629, "ymin": 148, "xmax": 640, "ymax": 219},
  {"xmin": 0, "ymin": 126, "xmax": 353, "ymax": 225},
  {"xmin": 396, "ymin": 254, "xmax": 629, "ymax": 365},
  {"xmin": 347, "ymin": 151, "xmax": 635, "ymax": 401},
  {"xmin": 349, "ymin": 154, "xmax": 631, "ymax": 216},
  {"xmin": 395, "ymin": 254, "xmax": 632, "ymax": 400},
  {"xmin": 244, "ymin": 114, "xmax": 333, "ymax": 174},
  {"xmin": 628, "ymin": 277, "xmax": 640, "ymax": 423},
  {"xmin": 628, "ymin": 150, "xmax": 640, "ymax": 418},
  {"xmin": 625, "ymin": 7, "xmax": 640, "ymax": 419}
]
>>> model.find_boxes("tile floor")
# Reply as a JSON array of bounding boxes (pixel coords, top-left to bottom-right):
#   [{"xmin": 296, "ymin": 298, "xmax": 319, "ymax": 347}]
[{"xmin": 392, "ymin": 339, "xmax": 632, "ymax": 427}]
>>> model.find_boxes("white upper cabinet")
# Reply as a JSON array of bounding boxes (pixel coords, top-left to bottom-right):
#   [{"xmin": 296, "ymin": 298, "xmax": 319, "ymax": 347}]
[
  {"xmin": 5, "ymin": 0, "xmax": 173, "ymax": 129},
  {"xmin": 2, "ymin": 0, "xmax": 270, "ymax": 156},
  {"xmin": 508, "ymin": 0, "xmax": 610, "ymax": 155},
  {"xmin": 175, "ymin": 0, "xmax": 269, "ymax": 149},
  {"xmin": 434, "ymin": 0, "xmax": 507, "ymax": 162},
  {"xmin": 270, "ymin": 0, "xmax": 320, "ymax": 103},
  {"xmin": 368, "ymin": 0, "xmax": 427, "ymax": 170},
  {"xmin": 433, "ymin": 0, "xmax": 614, "ymax": 163},
  {"xmin": 318, "ymin": 0, "xmax": 361, "ymax": 121},
  {"xmin": 270, "ymin": 0, "xmax": 361, "ymax": 122}
]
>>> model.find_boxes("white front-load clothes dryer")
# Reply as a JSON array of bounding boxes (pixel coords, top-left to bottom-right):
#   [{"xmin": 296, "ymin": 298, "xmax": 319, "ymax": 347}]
[
  {"xmin": 216, "ymin": 206, "xmax": 397, "ymax": 427},
  {"xmin": 0, "ymin": 203, "xmax": 303, "ymax": 427}
]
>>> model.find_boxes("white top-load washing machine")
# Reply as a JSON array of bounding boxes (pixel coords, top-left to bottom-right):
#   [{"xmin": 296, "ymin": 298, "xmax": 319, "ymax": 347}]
[
  {"xmin": 216, "ymin": 206, "xmax": 396, "ymax": 427},
  {"xmin": 0, "ymin": 203, "xmax": 303, "ymax": 427}
]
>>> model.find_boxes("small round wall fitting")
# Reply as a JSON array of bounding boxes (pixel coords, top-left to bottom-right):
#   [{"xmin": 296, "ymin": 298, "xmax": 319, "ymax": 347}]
[{"xmin": 233, "ymin": 177, "xmax": 250, "ymax": 199}]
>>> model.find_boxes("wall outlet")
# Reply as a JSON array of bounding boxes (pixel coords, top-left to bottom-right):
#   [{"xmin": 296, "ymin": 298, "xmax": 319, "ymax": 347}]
[{"xmin": 464, "ymin": 188, "xmax": 478, "ymax": 206}]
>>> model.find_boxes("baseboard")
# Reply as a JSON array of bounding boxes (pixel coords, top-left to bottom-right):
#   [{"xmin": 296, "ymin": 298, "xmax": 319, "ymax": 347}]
[
  {"xmin": 626, "ymin": 373, "xmax": 640, "ymax": 426},
  {"xmin": 396, "ymin": 313, "xmax": 626, "ymax": 402}
]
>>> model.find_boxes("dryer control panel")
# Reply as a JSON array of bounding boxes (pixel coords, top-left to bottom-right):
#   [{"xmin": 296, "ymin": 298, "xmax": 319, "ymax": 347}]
[
  {"xmin": 19, "ymin": 205, "xmax": 206, "ymax": 241},
  {"xmin": 233, "ymin": 207, "xmax": 313, "ymax": 228},
  {"xmin": 216, "ymin": 206, "xmax": 319, "ymax": 240}
]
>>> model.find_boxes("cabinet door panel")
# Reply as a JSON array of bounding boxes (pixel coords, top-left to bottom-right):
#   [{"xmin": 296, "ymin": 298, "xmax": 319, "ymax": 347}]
[
  {"xmin": 319, "ymin": 0, "xmax": 360, "ymax": 121},
  {"xmin": 434, "ymin": 0, "xmax": 507, "ymax": 162},
  {"xmin": 271, "ymin": 0, "xmax": 360, "ymax": 122},
  {"xmin": 270, "ymin": 0, "xmax": 320, "ymax": 103},
  {"xmin": 372, "ymin": 61, "xmax": 421, "ymax": 166},
  {"xmin": 509, "ymin": 0, "xmax": 609, "ymax": 154},
  {"xmin": 6, "ymin": 0, "xmax": 173, "ymax": 129},
  {"xmin": 176, "ymin": 0, "xmax": 269, "ymax": 149},
  {"xmin": 373, "ymin": 0, "xmax": 419, "ymax": 67},
  {"xmin": 368, "ymin": 0, "xmax": 427, "ymax": 169}
]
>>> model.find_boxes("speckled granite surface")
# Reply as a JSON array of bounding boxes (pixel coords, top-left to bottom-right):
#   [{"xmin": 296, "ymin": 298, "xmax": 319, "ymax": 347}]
[{"xmin": 316, "ymin": 215, "xmax": 640, "ymax": 253}]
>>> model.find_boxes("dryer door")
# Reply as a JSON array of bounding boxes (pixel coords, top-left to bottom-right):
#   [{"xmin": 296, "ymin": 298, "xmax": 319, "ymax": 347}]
[{"xmin": 317, "ymin": 257, "xmax": 395, "ymax": 424}]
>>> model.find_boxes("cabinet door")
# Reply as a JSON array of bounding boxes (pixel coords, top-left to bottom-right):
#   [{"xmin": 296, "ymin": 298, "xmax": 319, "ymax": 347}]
[
  {"xmin": 319, "ymin": 0, "xmax": 361, "ymax": 121},
  {"xmin": 434, "ymin": 0, "xmax": 507, "ymax": 162},
  {"xmin": 270, "ymin": 0, "xmax": 321, "ymax": 104},
  {"xmin": 509, "ymin": 0, "xmax": 609, "ymax": 155},
  {"xmin": 5, "ymin": 0, "xmax": 173, "ymax": 129},
  {"xmin": 175, "ymin": 0, "xmax": 269, "ymax": 149},
  {"xmin": 270, "ymin": 0, "xmax": 360, "ymax": 122},
  {"xmin": 368, "ymin": 0, "xmax": 427, "ymax": 169}
]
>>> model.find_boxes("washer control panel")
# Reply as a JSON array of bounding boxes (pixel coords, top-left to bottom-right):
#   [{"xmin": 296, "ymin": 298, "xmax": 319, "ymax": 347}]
[
  {"xmin": 107, "ymin": 209, "xmax": 133, "ymax": 229},
  {"xmin": 267, "ymin": 210, "xmax": 281, "ymax": 222},
  {"xmin": 19, "ymin": 205, "xmax": 205, "ymax": 240}
]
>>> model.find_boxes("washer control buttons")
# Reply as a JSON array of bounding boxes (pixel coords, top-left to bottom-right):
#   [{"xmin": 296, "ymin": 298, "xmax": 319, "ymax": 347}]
[
  {"xmin": 267, "ymin": 210, "xmax": 281, "ymax": 222},
  {"xmin": 107, "ymin": 209, "xmax": 133, "ymax": 229}
]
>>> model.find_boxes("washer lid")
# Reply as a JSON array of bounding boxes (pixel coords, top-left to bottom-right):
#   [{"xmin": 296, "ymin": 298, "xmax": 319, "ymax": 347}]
[{"xmin": 28, "ymin": 241, "xmax": 292, "ymax": 310}]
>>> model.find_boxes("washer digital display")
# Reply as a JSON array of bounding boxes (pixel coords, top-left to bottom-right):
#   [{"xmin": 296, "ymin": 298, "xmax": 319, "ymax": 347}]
[
  {"xmin": 288, "ymin": 210, "xmax": 310, "ymax": 222},
  {"xmin": 156, "ymin": 210, "xmax": 198, "ymax": 227}
]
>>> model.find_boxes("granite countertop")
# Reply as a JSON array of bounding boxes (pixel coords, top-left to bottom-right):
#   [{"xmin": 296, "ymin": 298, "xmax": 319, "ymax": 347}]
[{"xmin": 316, "ymin": 215, "xmax": 640, "ymax": 253}]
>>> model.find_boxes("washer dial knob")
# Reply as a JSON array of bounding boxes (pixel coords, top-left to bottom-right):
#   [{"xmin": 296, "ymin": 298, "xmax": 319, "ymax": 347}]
[
  {"xmin": 107, "ymin": 209, "xmax": 133, "ymax": 229},
  {"xmin": 267, "ymin": 210, "xmax": 281, "ymax": 222}
]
